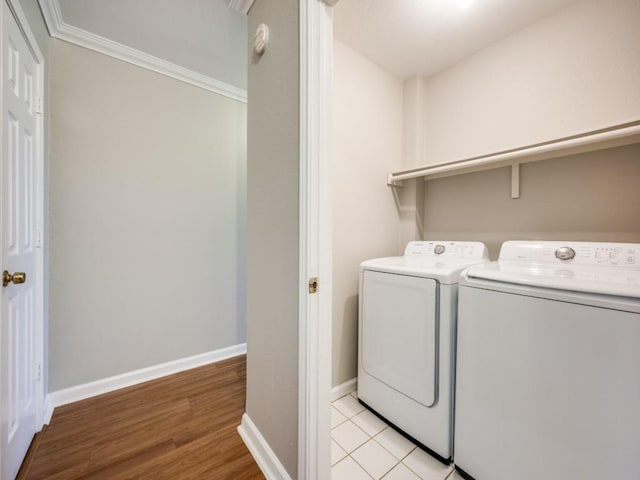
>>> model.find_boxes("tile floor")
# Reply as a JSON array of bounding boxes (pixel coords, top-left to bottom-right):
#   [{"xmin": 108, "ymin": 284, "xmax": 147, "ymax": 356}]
[{"xmin": 331, "ymin": 390, "xmax": 456, "ymax": 480}]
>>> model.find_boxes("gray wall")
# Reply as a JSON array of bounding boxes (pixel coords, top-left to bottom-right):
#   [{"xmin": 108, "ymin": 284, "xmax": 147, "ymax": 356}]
[
  {"xmin": 49, "ymin": 39, "xmax": 247, "ymax": 391},
  {"xmin": 420, "ymin": 0, "xmax": 640, "ymax": 165},
  {"xmin": 57, "ymin": 0, "xmax": 248, "ymax": 89},
  {"xmin": 17, "ymin": 0, "xmax": 48, "ymax": 53},
  {"xmin": 331, "ymin": 40, "xmax": 403, "ymax": 387},
  {"xmin": 423, "ymin": 145, "xmax": 640, "ymax": 259},
  {"xmin": 246, "ymin": 0, "xmax": 299, "ymax": 476}
]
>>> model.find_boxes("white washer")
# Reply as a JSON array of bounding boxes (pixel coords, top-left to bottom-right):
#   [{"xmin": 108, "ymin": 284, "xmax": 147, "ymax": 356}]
[
  {"xmin": 358, "ymin": 241, "xmax": 488, "ymax": 462},
  {"xmin": 455, "ymin": 241, "xmax": 640, "ymax": 480}
]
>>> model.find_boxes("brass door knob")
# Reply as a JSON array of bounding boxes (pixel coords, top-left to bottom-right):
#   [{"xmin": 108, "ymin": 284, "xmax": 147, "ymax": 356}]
[{"xmin": 2, "ymin": 271, "xmax": 26, "ymax": 287}]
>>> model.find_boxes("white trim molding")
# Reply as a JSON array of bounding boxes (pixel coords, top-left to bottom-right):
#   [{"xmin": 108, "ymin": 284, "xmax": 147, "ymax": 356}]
[
  {"xmin": 331, "ymin": 378, "xmax": 357, "ymax": 402},
  {"xmin": 46, "ymin": 344, "xmax": 247, "ymax": 408},
  {"xmin": 298, "ymin": 1, "xmax": 333, "ymax": 479},
  {"xmin": 7, "ymin": 0, "xmax": 45, "ymax": 61},
  {"xmin": 227, "ymin": 0, "xmax": 255, "ymax": 15},
  {"xmin": 42, "ymin": 396, "xmax": 54, "ymax": 426},
  {"xmin": 38, "ymin": 0, "xmax": 247, "ymax": 103},
  {"xmin": 238, "ymin": 414, "xmax": 293, "ymax": 480}
]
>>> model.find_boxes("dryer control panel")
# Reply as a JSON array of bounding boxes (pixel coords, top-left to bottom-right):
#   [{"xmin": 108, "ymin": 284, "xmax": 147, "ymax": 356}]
[
  {"xmin": 404, "ymin": 241, "xmax": 489, "ymax": 260},
  {"xmin": 500, "ymin": 241, "xmax": 640, "ymax": 267}
]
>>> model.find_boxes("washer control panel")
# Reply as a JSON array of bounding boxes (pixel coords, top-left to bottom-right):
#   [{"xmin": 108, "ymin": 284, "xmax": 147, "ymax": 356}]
[
  {"xmin": 500, "ymin": 241, "xmax": 640, "ymax": 267},
  {"xmin": 405, "ymin": 241, "xmax": 488, "ymax": 260}
]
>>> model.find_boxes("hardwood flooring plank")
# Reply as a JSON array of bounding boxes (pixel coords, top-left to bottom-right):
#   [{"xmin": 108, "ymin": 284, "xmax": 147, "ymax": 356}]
[
  {"xmin": 20, "ymin": 355, "xmax": 265, "ymax": 479},
  {"xmin": 82, "ymin": 439, "xmax": 177, "ymax": 480}
]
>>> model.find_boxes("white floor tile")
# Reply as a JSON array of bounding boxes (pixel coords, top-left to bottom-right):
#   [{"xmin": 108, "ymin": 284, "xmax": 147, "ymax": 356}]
[
  {"xmin": 444, "ymin": 471, "xmax": 462, "ymax": 480},
  {"xmin": 332, "ymin": 406, "xmax": 348, "ymax": 429},
  {"xmin": 332, "ymin": 420, "xmax": 370, "ymax": 453},
  {"xmin": 374, "ymin": 427, "xmax": 416, "ymax": 460},
  {"xmin": 332, "ymin": 456, "xmax": 373, "ymax": 480},
  {"xmin": 331, "ymin": 439, "xmax": 348, "ymax": 466},
  {"xmin": 382, "ymin": 462, "xmax": 422, "ymax": 480},
  {"xmin": 402, "ymin": 449, "xmax": 453, "ymax": 480},
  {"xmin": 352, "ymin": 409, "xmax": 388, "ymax": 437},
  {"xmin": 333, "ymin": 394, "xmax": 366, "ymax": 418},
  {"xmin": 352, "ymin": 439, "xmax": 398, "ymax": 479},
  {"xmin": 350, "ymin": 390, "xmax": 359, "ymax": 398}
]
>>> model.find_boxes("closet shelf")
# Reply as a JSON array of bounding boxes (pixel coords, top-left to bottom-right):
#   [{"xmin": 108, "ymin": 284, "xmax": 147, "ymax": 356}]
[{"xmin": 387, "ymin": 120, "xmax": 640, "ymax": 193}]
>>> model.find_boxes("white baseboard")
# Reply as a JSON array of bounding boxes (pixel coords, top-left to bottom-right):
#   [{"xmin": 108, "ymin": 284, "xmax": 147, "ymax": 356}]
[
  {"xmin": 42, "ymin": 395, "xmax": 54, "ymax": 427},
  {"xmin": 238, "ymin": 413, "xmax": 293, "ymax": 480},
  {"xmin": 47, "ymin": 343, "xmax": 246, "ymax": 408},
  {"xmin": 331, "ymin": 377, "xmax": 357, "ymax": 401}
]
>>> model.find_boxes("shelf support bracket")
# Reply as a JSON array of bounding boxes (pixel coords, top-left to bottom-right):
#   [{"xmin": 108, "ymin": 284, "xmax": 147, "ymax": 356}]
[{"xmin": 511, "ymin": 163, "xmax": 520, "ymax": 199}]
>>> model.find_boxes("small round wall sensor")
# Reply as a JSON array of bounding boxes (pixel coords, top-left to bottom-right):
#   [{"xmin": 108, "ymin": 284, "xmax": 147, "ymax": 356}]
[{"xmin": 254, "ymin": 23, "xmax": 269, "ymax": 55}]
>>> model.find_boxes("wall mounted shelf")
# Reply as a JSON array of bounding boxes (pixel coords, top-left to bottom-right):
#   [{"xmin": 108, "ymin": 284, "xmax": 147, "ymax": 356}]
[{"xmin": 387, "ymin": 120, "xmax": 640, "ymax": 198}]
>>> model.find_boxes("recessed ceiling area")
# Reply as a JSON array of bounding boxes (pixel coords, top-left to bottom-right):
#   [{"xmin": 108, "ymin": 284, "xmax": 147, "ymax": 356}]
[
  {"xmin": 333, "ymin": 0, "xmax": 583, "ymax": 79},
  {"xmin": 56, "ymin": 0, "xmax": 247, "ymax": 89}
]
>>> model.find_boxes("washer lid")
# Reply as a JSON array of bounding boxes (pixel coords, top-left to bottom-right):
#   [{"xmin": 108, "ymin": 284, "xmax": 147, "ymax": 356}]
[
  {"xmin": 465, "ymin": 241, "xmax": 640, "ymax": 298},
  {"xmin": 361, "ymin": 241, "xmax": 489, "ymax": 284}
]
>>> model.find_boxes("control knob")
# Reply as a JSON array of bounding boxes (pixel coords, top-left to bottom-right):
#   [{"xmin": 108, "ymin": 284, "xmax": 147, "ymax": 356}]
[{"xmin": 555, "ymin": 247, "xmax": 576, "ymax": 261}]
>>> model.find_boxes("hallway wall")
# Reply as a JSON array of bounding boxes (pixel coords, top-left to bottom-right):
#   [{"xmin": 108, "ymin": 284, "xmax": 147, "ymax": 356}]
[
  {"xmin": 49, "ymin": 39, "xmax": 247, "ymax": 390},
  {"xmin": 245, "ymin": 0, "xmax": 300, "ymax": 476}
]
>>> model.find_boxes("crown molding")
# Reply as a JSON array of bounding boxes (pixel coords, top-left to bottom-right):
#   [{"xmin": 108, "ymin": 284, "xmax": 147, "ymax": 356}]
[
  {"xmin": 38, "ymin": 0, "xmax": 247, "ymax": 103},
  {"xmin": 227, "ymin": 0, "xmax": 255, "ymax": 15}
]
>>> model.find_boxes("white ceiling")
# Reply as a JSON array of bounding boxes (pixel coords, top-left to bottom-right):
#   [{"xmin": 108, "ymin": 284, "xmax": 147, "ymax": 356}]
[
  {"xmin": 58, "ymin": 0, "xmax": 248, "ymax": 89},
  {"xmin": 333, "ymin": 0, "xmax": 583, "ymax": 79}
]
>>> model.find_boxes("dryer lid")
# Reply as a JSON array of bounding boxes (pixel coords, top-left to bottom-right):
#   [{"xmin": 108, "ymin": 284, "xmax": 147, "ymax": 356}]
[
  {"xmin": 465, "ymin": 241, "xmax": 640, "ymax": 298},
  {"xmin": 360, "ymin": 241, "xmax": 489, "ymax": 284}
]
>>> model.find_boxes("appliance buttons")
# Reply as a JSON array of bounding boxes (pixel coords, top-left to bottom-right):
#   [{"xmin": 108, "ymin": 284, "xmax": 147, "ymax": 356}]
[{"xmin": 434, "ymin": 244, "xmax": 446, "ymax": 255}]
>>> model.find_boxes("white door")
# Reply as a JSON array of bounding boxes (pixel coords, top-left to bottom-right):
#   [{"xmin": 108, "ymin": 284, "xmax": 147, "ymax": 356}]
[{"xmin": 1, "ymin": 4, "xmax": 40, "ymax": 479}]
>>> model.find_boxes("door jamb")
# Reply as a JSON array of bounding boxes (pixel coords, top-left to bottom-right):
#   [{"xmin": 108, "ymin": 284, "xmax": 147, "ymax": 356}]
[{"xmin": 298, "ymin": 0, "xmax": 332, "ymax": 479}]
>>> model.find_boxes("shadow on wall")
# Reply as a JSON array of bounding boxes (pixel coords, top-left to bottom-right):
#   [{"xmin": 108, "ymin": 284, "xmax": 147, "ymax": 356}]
[
  {"xmin": 336, "ymin": 295, "xmax": 359, "ymax": 382},
  {"xmin": 423, "ymin": 145, "xmax": 640, "ymax": 259}
]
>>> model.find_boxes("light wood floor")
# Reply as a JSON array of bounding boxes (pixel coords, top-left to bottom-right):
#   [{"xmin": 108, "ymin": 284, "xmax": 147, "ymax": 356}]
[{"xmin": 18, "ymin": 355, "xmax": 265, "ymax": 479}]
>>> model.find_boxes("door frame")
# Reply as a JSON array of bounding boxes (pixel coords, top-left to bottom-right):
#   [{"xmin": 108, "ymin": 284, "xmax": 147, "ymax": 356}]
[
  {"xmin": 1, "ymin": 0, "xmax": 46, "ymax": 441},
  {"xmin": 298, "ymin": 0, "xmax": 333, "ymax": 478}
]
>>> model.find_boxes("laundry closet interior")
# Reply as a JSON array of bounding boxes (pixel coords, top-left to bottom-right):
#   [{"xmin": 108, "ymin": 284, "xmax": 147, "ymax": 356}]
[{"xmin": 328, "ymin": 0, "xmax": 640, "ymax": 478}]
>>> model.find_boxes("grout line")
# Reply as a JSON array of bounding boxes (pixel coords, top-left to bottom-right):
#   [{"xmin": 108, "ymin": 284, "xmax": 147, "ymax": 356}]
[
  {"xmin": 332, "ymin": 396, "xmax": 441, "ymax": 480},
  {"xmin": 332, "ymin": 453, "xmax": 375, "ymax": 479},
  {"xmin": 346, "ymin": 452, "xmax": 376, "ymax": 480},
  {"xmin": 331, "ymin": 419, "xmax": 370, "ymax": 454},
  {"xmin": 371, "ymin": 435, "xmax": 417, "ymax": 463},
  {"xmin": 330, "ymin": 439, "xmax": 348, "ymax": 467},
  {"xmin": 331, "ymin": 406, "xmax": 350, "ymax": 430},
  {"xmin": 400, "ymin": 454, "xmax": 453, "ymax": 480},
  {"xmin": 444, "ymin": 465, "xmax": 457, "ymax": 479},
  {"xmin": 350, "ymin": 419, "xmax": 374, "ymax": 440},
  {"xmin": 332, "ymin": 396, "xmax": 366, "ymax": 419}
]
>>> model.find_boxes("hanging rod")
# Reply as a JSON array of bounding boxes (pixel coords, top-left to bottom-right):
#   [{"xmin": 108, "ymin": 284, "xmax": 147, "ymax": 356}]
[{"xmin": 388, "ymin": 120, "xmax": 640, "ymax": 186}]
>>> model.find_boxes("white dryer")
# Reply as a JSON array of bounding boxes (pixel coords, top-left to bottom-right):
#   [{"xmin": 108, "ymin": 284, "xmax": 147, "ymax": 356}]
[
  {"xmin": 455, "ymin": 241, "xmax": 640, "ymax": 480},
  {"xmin": 358, "ymin": 241, "xmax": 488, "ymax": 463}
]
